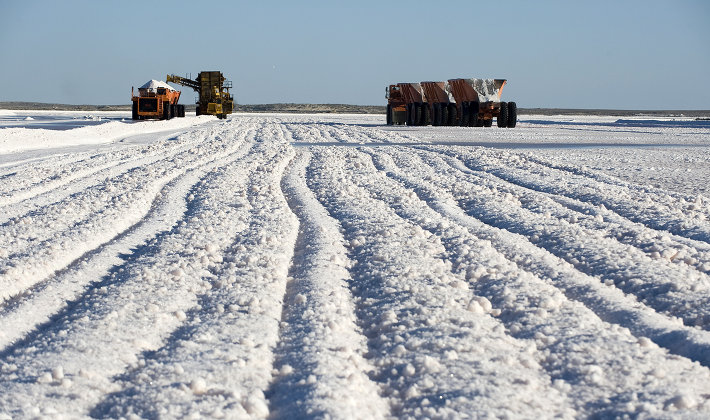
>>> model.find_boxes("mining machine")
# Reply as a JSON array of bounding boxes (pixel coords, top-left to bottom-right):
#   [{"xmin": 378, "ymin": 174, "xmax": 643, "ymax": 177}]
[
  {"xmin": 167, "ymin": 71, "xmax": 234, "ymax": 119},
  {"xmin": 131, "ymin": 80, "xmax": 185, "ymax": 120}
]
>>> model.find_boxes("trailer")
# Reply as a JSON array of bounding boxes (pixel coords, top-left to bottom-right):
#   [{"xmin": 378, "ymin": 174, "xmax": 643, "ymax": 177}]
[
  {"xmin": 421, "ymin": 82, "xmax": 457, "ymax": 126},
  {"xmin": 386, "ymin": 77, "xmax": 517, "ymax": 128},
  {"xmin": 386, "ymin": 83, "xmax": 426, "ymax": 125},
  {"xmin": 447, "ymin": 78, "xmax": 516, "ymax": 128}
]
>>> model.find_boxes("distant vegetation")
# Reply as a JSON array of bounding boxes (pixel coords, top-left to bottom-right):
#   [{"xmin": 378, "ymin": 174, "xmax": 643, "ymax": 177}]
[
  {"xmin": 0, "ymin": 102, "xmax": 385, "ymax": 114},
  {"xmin": 236, "ymin": 103, "xmax": 385, "ymax": 114},
  {"xmin": 1, "ymin": 102, "xmax": 708, "ymax": 118},
  {"xmin": 0, "ymin": 102, "xmax": 133, "ymax": 111}
]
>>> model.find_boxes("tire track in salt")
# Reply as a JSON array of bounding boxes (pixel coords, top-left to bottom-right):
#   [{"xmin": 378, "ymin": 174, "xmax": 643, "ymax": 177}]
[
  {"xmin": 305, "ymin": 146, "xmax": 572, "ymax": 418},
  {"xmin": 316, "ymin": 125, "xmax": 710, "ymax": 328},
  {"xmin": 401, "ymin": 146, "xmax": 710, "ymax": 331},
  {"xmin": 368, "ymin": 146, "xmax": 710, "ymax": 366},
  {"xmin": 454, "ymin": 148, "xmax": 710, "ymax": 243},
  {"xmin": 0, "ymin": 123, "xmax": 220, "ymax": 223},
  {"xmin": 265, "ymin": 151, "xmax": 389, "ymax": 419},
  {"xmin": 360, "ymin": 146, "xmax": 710, "ymax": 416},
  {"xmin": 0, "ymin": 122, "xmax": 249, "ymax": 305},
  {"xmin": 435, "ymin": 147, "xmax": 710, "ymax": 275},
  {"xmin": 89, "ymin": 120, "xmax": 299, "ymax": 419},
  {"xmin": 0, "ymin": 132, "xmax": 254, "ymax": 351},
  {"xmin": 0, "ymin": 122, "xmax": 291, "ymax": 418}
]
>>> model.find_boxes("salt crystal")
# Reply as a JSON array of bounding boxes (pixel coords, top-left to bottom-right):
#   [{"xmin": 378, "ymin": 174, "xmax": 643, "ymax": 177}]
[
  {"xmin": 190, "ymin": 378, "xmax": 207, "ymax": 394},
  {"xmin": 52, "ymin": 366, "xmax": 64, "ymax": 381}
]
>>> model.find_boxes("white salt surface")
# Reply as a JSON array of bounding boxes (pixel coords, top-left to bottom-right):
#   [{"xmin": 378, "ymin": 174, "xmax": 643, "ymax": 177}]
[{"xmin": 1, "ymin": 111, "xmax": 709, "ymax": 418}]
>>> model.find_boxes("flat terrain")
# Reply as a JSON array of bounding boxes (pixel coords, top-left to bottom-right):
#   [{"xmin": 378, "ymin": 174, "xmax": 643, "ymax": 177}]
[{"xmin": 1, "ymin": 111, "xmax": 710, "ymax": 418}]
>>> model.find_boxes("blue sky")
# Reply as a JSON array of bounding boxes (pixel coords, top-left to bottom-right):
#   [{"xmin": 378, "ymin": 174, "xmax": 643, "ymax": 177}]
[{"xmin": 1, "ymin": 0, "xmax": 708, "ymax": 109}]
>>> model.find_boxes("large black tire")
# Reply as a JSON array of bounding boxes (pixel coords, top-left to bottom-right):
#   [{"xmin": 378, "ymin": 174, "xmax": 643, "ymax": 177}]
[
  {"xmin": 440, "ymin": 104, "xmax": 448, "ymax": 127},
  {"xmin": 447, "ymin": 103, "xmax": 457, "ymax": 126},
  {"xmin": 468, "ymin": 102, "xmax": 479, "ymax": 127},
  {"xmin": 386, "ymin": 105, "xmax": 393, "ymax": 125},
  {"xmin": 460, "ymin": 102, "xmax": 469, "ymax": 127},
  {"xmin": 432, "ymin": 103, "xmax": 440, "ymax": 126},
  {"xmin": 132, "ymin": 101, "xmax": 138, "ymax": 120},
  {"xmin": 497, "ymin": 102, "xmax": 508, "ymax": 128},
  {"xmin": 196, "ymin": 104, "xmax": 201, "ymax": 116},
  {"xmin": 421, "ymin": 103, "xmax": 430, "ymax": 126},
  {"xmin": 484, "ymin": 118, "xmax": 492, "ymax": 127},
  {"xmin": 163, "ymin": 103, "xmax": 170, "ymax": 120},
  {"xmin": 406, "ymin": 103, "xmax": 415, "ymax": 126},
  {"xmin": 507, "ymin": 102, "xmax": 517, "ymax": 128},
  {"xmin": 179, "ymin": 105, "xmax": 185, "ymax": 118}
]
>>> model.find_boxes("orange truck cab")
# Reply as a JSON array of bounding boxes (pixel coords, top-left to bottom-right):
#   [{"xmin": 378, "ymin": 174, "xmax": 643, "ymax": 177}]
[{"xmin": 131, "ymin": 80, "xmax": 185, "ymax": 120}]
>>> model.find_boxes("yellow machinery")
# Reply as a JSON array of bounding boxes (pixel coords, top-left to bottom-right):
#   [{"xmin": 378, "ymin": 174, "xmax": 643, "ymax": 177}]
[{"xmin": 167, "ymin": 71, "xmax": 234, "ymax": 119}]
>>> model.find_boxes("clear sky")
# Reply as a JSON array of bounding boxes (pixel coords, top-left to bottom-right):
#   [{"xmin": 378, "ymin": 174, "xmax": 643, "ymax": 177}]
[{"xmin": 1, "ymin": 0, "xmax": 708, "ymax": 109}]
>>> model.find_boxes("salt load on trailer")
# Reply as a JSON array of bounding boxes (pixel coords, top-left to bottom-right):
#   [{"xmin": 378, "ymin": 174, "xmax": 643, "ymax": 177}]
[
  {"xmin": 131, "ymin": 80, "xmax": 186, "ymax": 120},
  {"xmin": 386, "ymin": 78, "xmax": 516, "ymax": 128}
]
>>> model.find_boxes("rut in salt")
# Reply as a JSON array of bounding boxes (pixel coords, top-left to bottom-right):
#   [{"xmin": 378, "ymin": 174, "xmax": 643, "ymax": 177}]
[{"xmin": 1, "ymin": 113, "xmax": 710, "ymax": 419}]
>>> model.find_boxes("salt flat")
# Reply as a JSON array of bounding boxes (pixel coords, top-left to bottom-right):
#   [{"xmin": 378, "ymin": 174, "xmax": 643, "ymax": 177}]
[{"xmin": 1, "ymin": 111, "xmax": 709, "ymax": 418}]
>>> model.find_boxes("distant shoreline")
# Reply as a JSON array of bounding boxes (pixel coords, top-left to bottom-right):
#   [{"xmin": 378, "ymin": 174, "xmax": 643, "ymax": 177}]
[{"xmin": 1, "ymin": 102, "xmax": 709, "ymax": 118}]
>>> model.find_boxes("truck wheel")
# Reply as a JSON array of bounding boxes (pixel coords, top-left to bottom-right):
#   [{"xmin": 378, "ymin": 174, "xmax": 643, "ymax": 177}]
[
  {"xmin": 406, "ymin": 104, "xmax": 413, "ymax": 126},
  {"xmin": 448, "ymin": 104, "xmax": 457, "ymax": 126},
  {"xmin": 432, "ymin": 104, "xmax": 440, "ymax": 126},
  {"xmin": 132, "ymin": 101, "xmax": 138, "ymax": 120},
  {"xmin": 440, "ymin": 104, "xmax": 448, "ymax": 127},
  {"xmin": 484, "ymin": 118, "xmax": 492, "ymax": 127},
  {"xmin": 497, "ymin": 102, "xmax": 508, "ymax": 127},
  {"xmin": 421, "ymin": 103, "xmax": 430, "ymax": 126},
  {"xmin": 468, "ymin": 103, "xmax": 479, "ymax": 127},
  {"xmin": 507, "ymin": 102, "xmax": 517, "ymax": 128},
  {"xmin": 460, "ymin": 103, "xmax": 469, "ymax": 126},
  {"xmin": 386, "ymin": 105, "xmax": 393, "ymax": 125}
]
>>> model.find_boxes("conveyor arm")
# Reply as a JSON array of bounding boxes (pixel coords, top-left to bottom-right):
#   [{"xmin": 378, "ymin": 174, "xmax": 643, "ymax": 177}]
[{"xmin": 167, "ymin": 74, "xmax": 200, "ymax": 92}]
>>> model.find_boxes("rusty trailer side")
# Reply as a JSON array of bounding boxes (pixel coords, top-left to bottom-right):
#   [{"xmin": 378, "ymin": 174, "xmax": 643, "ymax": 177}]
[
  {"xmin": 421, "ymin": 81, "xmax": 457, "ymax": 126},
  {"xmin": 386, "ymin": 77, "xmax": 517, "ymax": 128},
  {"xmin": 386, "ymin": 83, "xmax": 427, "ymax": 126},
  {"xmin": 447, "ymin": 78, "xmax": 516, "ymax": 127},
  {"xmin": 447, "ymin": 78, "xmax": 483, "ymax": 126}
]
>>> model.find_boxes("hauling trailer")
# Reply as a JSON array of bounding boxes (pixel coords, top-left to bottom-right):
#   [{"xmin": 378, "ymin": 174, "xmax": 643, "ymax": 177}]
[
  {"xmin": 421, "ymin": 81, "xmax": 456, "ymax": 127},
  {"xmin": 386, "ymin": 77, "xmax": 516, "ymax": 128},
  {"xmin": 386, "ymin": 83, "xmax": 426, "ymax": 125},
  {"xmin": 448, "ymin": 78, "xmax": 516, "ymax": 128}
]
